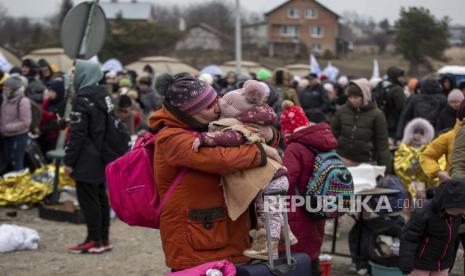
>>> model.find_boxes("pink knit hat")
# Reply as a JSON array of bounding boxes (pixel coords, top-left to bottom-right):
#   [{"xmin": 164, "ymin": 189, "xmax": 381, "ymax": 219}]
[
  {"xmin": 448, "ymin": 89, "xmax": 464, "ymax": 103},
  {"xmin": 219, "ymin": 80, "xmax": 266, "ymax": 118}
]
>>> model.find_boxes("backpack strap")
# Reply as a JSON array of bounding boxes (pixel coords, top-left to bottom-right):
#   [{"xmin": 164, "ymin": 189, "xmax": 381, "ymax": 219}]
[
  {"xmin": 153, "ymin": 128, "xmax": 199, "ymax": 226},
  {"xmin": 291, "ymin": 143, "xmax": 324, "ymax": 196},
  {"xmin": 294, "ymin": 185, "xmax": 303, "ymax": 197},
  {"xmin": 154, "ymin": 167, "xmax": 189, "ymax": 222}
]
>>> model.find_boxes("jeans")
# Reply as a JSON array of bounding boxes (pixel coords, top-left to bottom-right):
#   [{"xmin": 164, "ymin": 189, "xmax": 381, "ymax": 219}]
[{"xmin": 4, "ymin": 133, "xmax": 29, "ymax": 171}]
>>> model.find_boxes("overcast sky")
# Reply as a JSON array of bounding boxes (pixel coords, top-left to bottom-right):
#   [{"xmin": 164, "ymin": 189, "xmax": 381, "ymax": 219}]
[{"xmin": 2, "ymin": 0, "xmax": 465, "ymax": 25}]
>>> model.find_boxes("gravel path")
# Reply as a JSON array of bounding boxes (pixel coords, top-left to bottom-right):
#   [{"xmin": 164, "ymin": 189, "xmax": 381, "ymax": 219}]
[{"xmin": 1, "ymin": 208, "xmax": 463, "ymax": 276}]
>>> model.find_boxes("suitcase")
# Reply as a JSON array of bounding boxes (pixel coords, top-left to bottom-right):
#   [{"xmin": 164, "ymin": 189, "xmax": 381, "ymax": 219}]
[
  {"xmin": 24, "ymin": 139, "xmax": 47, "ymax": 171},
  {"xmin": 236, "ymin": 189, "xmax": 312, "ymax": 276},
  {"xmin": 236, "ymin": 253, "xmax": 311, "ymax": 276}
]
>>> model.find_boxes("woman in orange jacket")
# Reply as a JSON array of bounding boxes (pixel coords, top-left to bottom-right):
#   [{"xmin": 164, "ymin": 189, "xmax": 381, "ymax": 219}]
[{"xmin": 149, "ymin": 73, "xmax": 281, "ymax": 271}]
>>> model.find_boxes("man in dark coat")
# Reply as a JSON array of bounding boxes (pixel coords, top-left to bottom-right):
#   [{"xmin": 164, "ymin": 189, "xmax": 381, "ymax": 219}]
[
  {"xmin": 376, "ymin": 66, "xmax": 407, "ymax": 139},
  {"xmin": 397, "ymin": 78, "xmax": 448, "ymax": 139},
  {"xmin": 21, "ymin": 59, "xmax": 45, "ymax": 104},
  {"xmin": 64, "ymin": 60, "xmax": 114, "ymax": 254},
  {"xmin": 300, "ymin": 73, "xmax": 332, "ymax": 118}
]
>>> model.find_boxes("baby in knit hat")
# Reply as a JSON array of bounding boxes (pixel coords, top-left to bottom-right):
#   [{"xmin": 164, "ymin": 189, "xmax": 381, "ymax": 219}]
[{"xmin": 192, "ymin": 80, "xmax": 296, "ymax": 260}]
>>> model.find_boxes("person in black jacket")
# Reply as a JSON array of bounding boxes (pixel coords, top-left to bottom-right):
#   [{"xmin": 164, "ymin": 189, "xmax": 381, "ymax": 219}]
[
  {"xmin": 64, "ymin": 60, "xmax": 114, "ymax": 254},
  {"xmin": 300, "ymin": 73, "xmax": 331, "ymax": 122},
  {"xmin": 397, "ymin": 78, "xmax": 448, "ymax": 139},
  {"xmin": 439, "ymin": 74, "xmax": 456, "ymax": 96},
  {"xmin": 399, "ymin": 179, "xmax": 465, "ymax": 275},
  {"xmin": 379, "ymin": 66, "xmax": 407, "ymax": 139}
]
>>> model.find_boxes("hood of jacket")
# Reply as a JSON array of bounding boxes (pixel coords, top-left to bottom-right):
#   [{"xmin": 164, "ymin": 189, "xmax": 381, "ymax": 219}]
[
  {"xmin": 272, "ymin": 68, "xmax": 293, "ymax": 86},
  {"xmin": 402, "ymin": 118, "xmax": 435, "ymax": 145},
  {"xmin": 350, "ymin": 78, "xmax": 372, "ymax": 106},
  {"xmin": 288, "ymin": 122, "xmax": 338, "ymax": 152},
  {"xmin": 47, "ymin": 80, "xmax": 66, "ymax": 114},
  {"xmin": 432, "ymin": 179, "xmax": 465, "ymax": 212},
  {"xmin": 3, "ymin": 86, "xmax": 25, "ymax": 102},
  {"xmin": 387, "ymin": 66, "xmax": 404, "ymax": 86},
  {"xmin": 149, "ymin": 106, "xmax": 191, "ymax": 131},
  {"xmin": 420, "ymin": 78, "xmax": 443, "ymax": 95},
  {"xmin": 440, "ymin": 73, "xmax": 456, "ymax": 90},
  {"xmin": 74, "ymin": 60, "xmax": 103, "ymax": 93}
]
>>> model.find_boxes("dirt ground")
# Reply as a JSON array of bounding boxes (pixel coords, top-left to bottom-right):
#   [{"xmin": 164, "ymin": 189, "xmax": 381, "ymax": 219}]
[{"xmin": 0, "ymin": 207, "xmax": 463, "ymax": 276}]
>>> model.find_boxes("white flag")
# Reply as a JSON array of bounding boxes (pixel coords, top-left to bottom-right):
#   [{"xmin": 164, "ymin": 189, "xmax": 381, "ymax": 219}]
[
  {"xmin": 323, "ymin": 62, "xmax": 340, "ymax": 82},
  {"xmin": 372, "ymin": 59, "xmax": 380, "ymax": 79},
  {"xmin": 310, "ymin": 54, "xmax": 321, "ymax": 76},
  {"xmin": 0, "ymin": 52, "xmax": 12, "ymax": 72}
]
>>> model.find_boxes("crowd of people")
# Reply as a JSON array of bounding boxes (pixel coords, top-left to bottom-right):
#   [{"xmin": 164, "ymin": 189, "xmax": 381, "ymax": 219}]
[{"xmin": 2, "ymin": 57, "xmax": 465, "ymax": 276}]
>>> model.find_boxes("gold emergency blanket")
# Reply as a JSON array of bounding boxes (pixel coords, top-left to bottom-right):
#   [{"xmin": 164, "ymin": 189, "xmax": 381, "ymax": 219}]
[
  {"xmin": 394, "ymin": 144, "xmax": 432, "ymax": 197},
  {"xmin": 0, "ymin": 165, "xmax": 75, "ymax": 206}
]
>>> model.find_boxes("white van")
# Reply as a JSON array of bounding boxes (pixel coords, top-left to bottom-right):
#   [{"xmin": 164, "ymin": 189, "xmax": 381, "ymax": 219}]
[{"xmin": 438, "ymin": 66, "xmax": 465, "ymax": 86}]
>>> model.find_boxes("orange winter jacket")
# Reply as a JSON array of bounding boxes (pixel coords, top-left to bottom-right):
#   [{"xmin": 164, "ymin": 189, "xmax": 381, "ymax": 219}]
[{"xmin": 149, "ymin": 108, "xmax": 267, "ymax": 270}]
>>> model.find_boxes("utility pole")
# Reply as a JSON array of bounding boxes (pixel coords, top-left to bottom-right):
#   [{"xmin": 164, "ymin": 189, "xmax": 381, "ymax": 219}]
[{"xmin": 235, "ymin": 0, "xmax": 242, "ymax": 74}]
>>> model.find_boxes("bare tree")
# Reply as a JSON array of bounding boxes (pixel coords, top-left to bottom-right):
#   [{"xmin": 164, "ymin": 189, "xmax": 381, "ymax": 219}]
[
  {"xmin": 154, "ymin": 4, "xmax": 182, "ymax": 29},
  {"xmin": 49, "ymin": 0, "xmax": 74, "ymax": 35},
  {"xmin": 183, "ymin": 1, "xmax": 235, "ymax": 33}
]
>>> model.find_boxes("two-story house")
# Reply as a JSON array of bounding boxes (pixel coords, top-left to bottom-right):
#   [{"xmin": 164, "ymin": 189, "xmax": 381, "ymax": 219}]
[{"xmin": 265, "ymin": 0, "xmax": 339, "ymax": 57}]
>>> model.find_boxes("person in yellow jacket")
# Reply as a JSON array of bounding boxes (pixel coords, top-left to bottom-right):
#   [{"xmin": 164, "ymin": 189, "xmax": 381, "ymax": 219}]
[
  {"xmin": 395, "ymin": 118, "xmax": 435, "ymax": 199},
  {"xmin": 420, "ymin": 103, "xmax": 465, "ymax": 184}
]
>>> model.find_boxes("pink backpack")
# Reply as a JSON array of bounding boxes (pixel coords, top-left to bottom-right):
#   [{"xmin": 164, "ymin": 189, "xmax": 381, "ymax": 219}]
[{"xmin": 106, "ymin": 128, "xmax": 189, "ymax": 228}]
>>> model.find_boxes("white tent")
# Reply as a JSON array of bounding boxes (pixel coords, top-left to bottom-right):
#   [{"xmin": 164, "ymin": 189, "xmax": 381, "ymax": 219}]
[
  {"xmin": 125, "ymin": 56, "xmax": 197, "ymax": 75},
  {"xmin": 23, "ymin": 48, "xmax": 73, "ymax": 72},
  {"xmin": 220, "ymin": 60, "xmax": 264, "ymax": 76},
  {"xmin": 285, "ymin": 64, "xmax": 310, "ymax": 77}
]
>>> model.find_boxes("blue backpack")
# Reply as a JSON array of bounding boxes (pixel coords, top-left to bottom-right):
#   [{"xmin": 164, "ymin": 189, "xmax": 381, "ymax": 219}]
[{"xmin": 295, "ymin": 149, "xmax": 354, "ymax": 219}]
